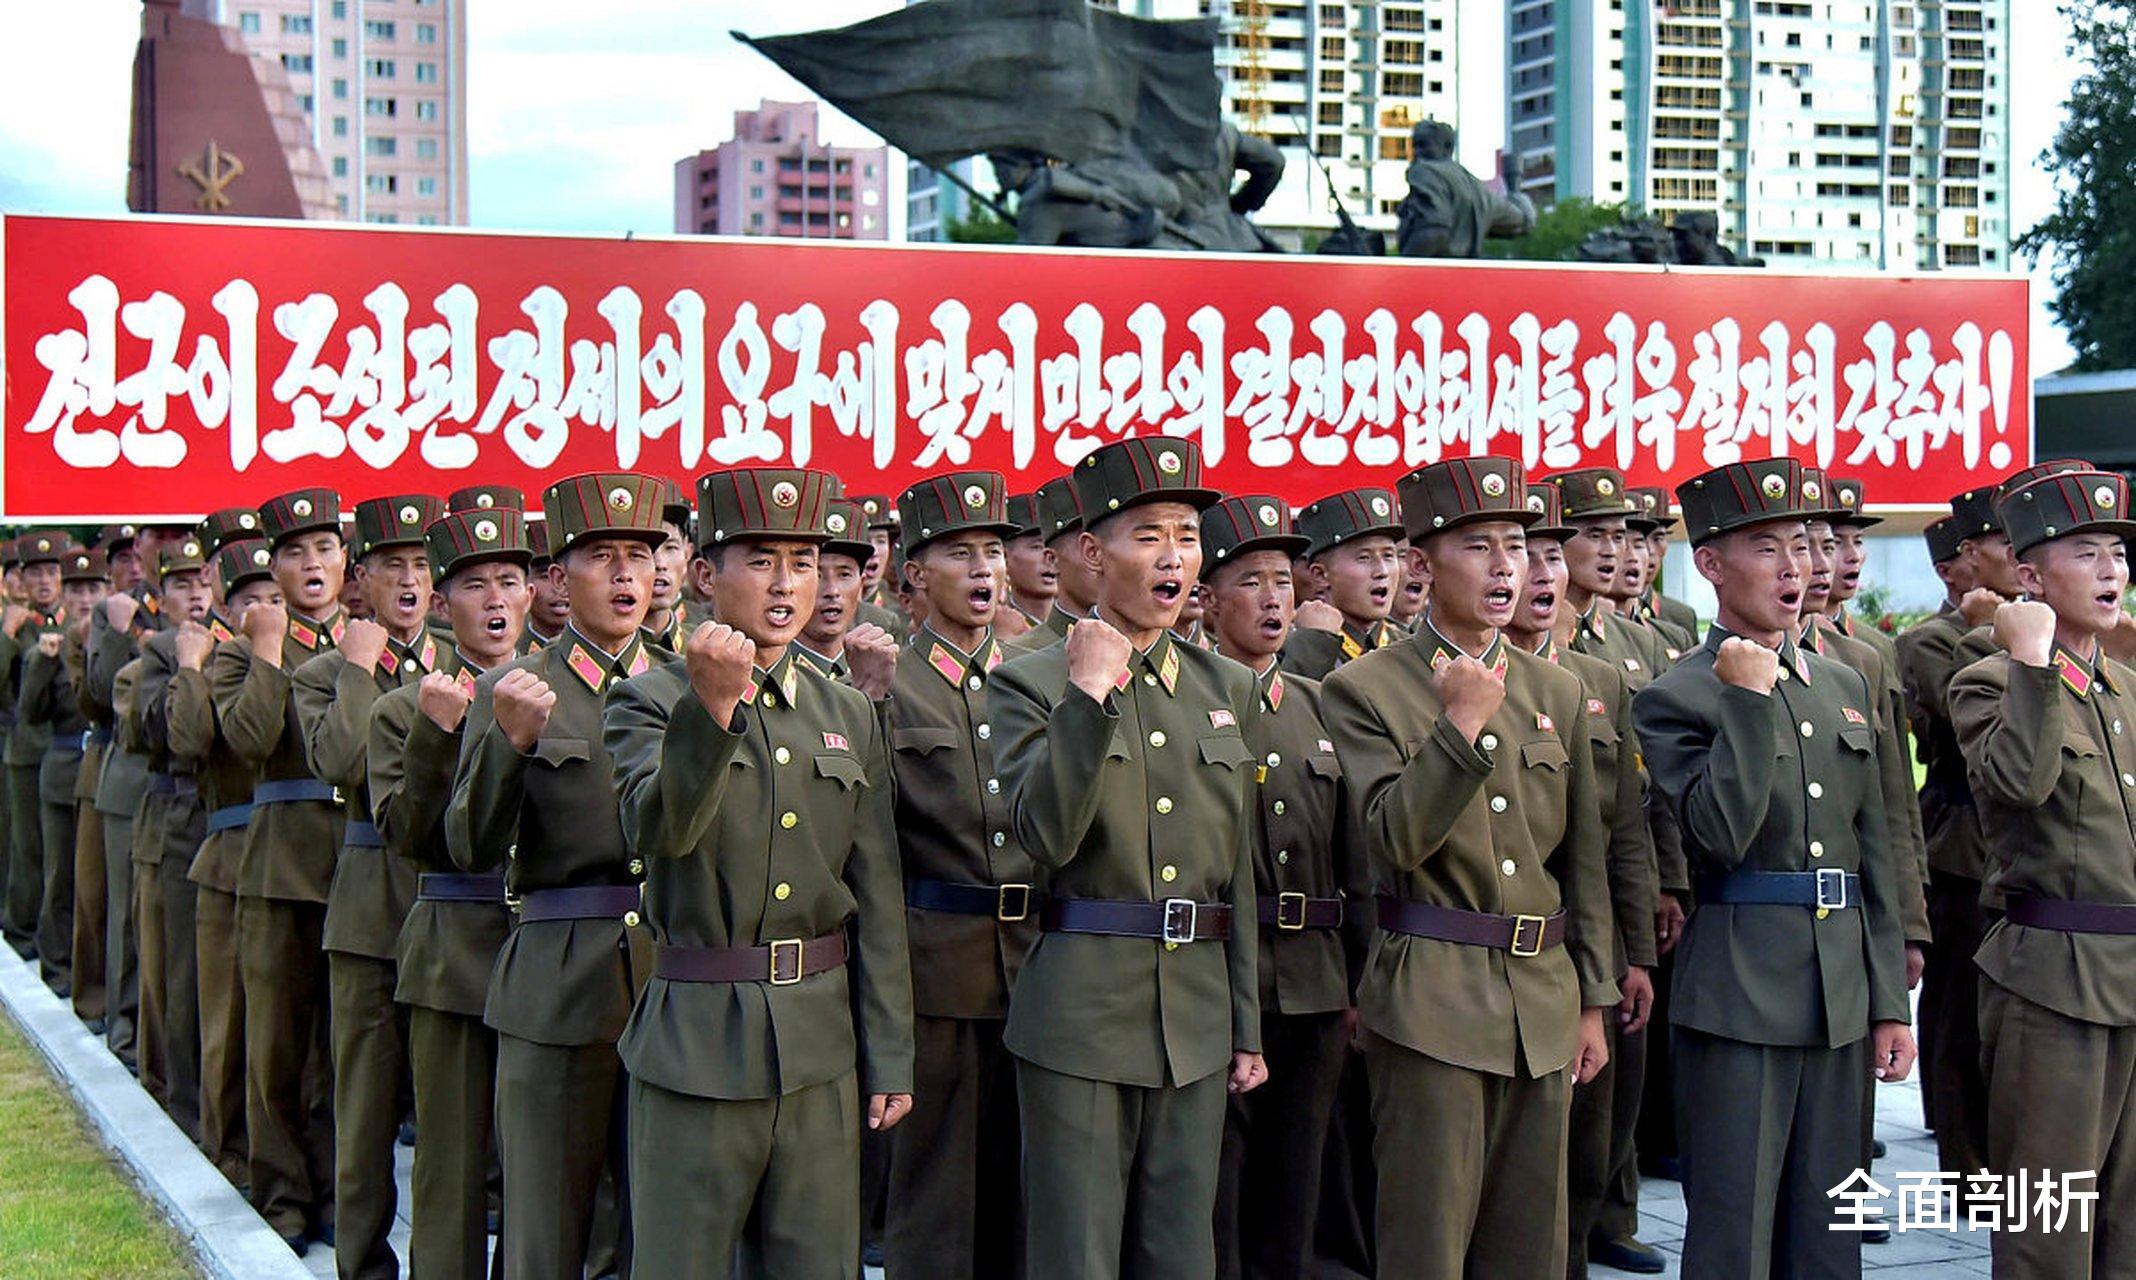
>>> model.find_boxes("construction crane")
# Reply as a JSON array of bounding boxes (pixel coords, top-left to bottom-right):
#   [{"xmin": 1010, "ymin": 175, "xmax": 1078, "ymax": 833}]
[{"xmin": 1236, "ymin": 0, "xmax": 1271, "ymax": 136}]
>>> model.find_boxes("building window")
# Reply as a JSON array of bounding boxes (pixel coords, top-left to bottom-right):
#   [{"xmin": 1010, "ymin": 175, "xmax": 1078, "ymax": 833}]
[
  {"xmin": 282, "ymin": 14, "xmax": 313, "ymax": 34},
  {"xmin": 332, "ymin": 157, "xmax": 348, "ymax": 177},
  {"xmin": 750, "ymin": 185, "xmax": 765, "ymax": 199},
  {"xmin": 417, "ymin": 177, "xmax": 437, "ymax": 197},
  {"xmin": 332, "ymin": 38, "xmax": 347, "ymax": 58},
  {"xmin": 366, "ymin": 136, "xmax": 397, "ymax": 157},
  {"xmin": 367, "ymin": 213, "xmax": 398, "ymax": 224},
  {"xmin": 417, "ymin": 23, "xmax": 438, "ymax": 44},
  {"xmin": 332, "ymin": 78, "xmax": 349, "ymax": 100},
  {"xmin": 368, "ymin": 59, "xmax": 395, "ymax": 78},
  {"xmin": 332, "ymin": 116, "xmax": 349, "ymax": 138},
  {"xmin": 238, "ymin": 12, "xmax": 260, "ymax": 34},
  {"xmin": 282, "ymin": 53, "xmax": 314, "ymax": 73},
  {"xmin": 415, "ymin": 62, "xmax": 438, "ymax": 84},
  {"xmin": 415, "ymin": 100, "xmax": 438, "ymax": 121},
  {"xmin": 751, "ymin": 159, "xmax": 765, "ymax": 173},
  {"xmin": 366, "ymin": 174, "xmax": 397, "ymax": 194},
  {"xmin": 297, "ymin": 94, "xmax": 313, "ymax": 112},
  {"xmin": 336, "ymin": 194, "xmax": 349, "ymax": 213},
  {"xmin": 416, "ymin": 138, "xmax": 438, "ymax": 160},
  {"xmin": 365, "ymin": 20, "xmax": 396, "ymax": 40},
  {"xmin": 365, "ymin": 97, "xmax": 396, "ymax": 117},
  {"xmin": 331, "ymin": 0, "xmax": 346, "ymax": 17}
]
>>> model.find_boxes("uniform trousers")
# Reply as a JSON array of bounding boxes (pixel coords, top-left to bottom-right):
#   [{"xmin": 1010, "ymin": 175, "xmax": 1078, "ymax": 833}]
[
  {"xmin": 103, "ymin": 813, "xmax": 139, "ymax": 1063},
  {"xmin": 1924, "ymin": 871, "xmax": 1990, "ymax": 1175},
  {"xmin": 36, "ymin": 795, "xmax": 75, "ymax": 991},
  {"xmin": 5, "ymin": 763, "xmax": 44, "ymax": 952},
  {"xmin": 1019, "ymin": 1057, "xmax": 1229, "ymax": 1280},
  {"xmin": 194, "ymin": 882, "xmax": 248, "ymax": 1185},
  {"xmin": 329, "ymin": 951, "xmax": 409, "ymax": 1280},
  {"xmin": 240, "ymin": 894, "xmax": 334, "ymax": 1238},
  {"xmin": 1216, "ymin": 1009, "xmax": 1346, "ymax": 1280},
  {"xmin": 1673, "ymin": 1027, "xmax": 1867, "ymax": 1280},
  {"xmin": 631, "ymin": 1070, "xmax": 862, "ymax": 1280},
  {"xmin": 1981, "ymin": 979, "xmax": 2136, "ymax": 1280},
  {"xmin": 1365, "ymin": 1030, "xmax": 1572, "ymax": 1280},
  {"xmin": 135, "ymin": 838, "xmax": 168, "ymax": 1107},
  {"xmin": 1569, "ymin": 1015, "xmax": 1649, "ymax": 1275},
  {"xmin": 886, "ymin": 1014, "xmax": 1023, "ymax": 1280},
  {"xmin": 494, "ymin": 1033, "xmax": 628, "ymax": 1280},
  {"xmin": 69, "ymin": 800, "xmax": 106, "ymax": 1021},
  {"xmin": 159, "ymin": 845, "xmax": 202, "ymax": 1140},
  {"xmin": 407, "ymin": 1006, "xmax": 496, "ymax": 1280}
]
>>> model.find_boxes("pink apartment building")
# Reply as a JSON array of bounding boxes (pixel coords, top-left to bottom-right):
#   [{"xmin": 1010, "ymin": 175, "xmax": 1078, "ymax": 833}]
[{"xmin": 674, "ymin": 100, "xmax": 889, "ymax": 240}]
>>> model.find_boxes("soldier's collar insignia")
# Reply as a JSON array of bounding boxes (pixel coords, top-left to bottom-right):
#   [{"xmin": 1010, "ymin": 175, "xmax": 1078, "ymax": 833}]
[
  {"xmin": 1158, "ymin": 641, "xmax": 1180, "ymax": 695},
  {"xmin": 288, "ymin": 618, "xmax": 318, "ymax": 648},
  {"xmin": 565, "ymin": 643, "xmax": 606, "ymax": 693},
  {"xmin": 1113, "ymin": 667, "xmax": 1134, "ymax": 693},
  {"xmin": 929, "ymin": 642, "xmax": 965, "ymax": 687},
  {"xmin": 1339, "ymin": 632, "xmax": 1364, "ymax": 662},
  {"xmin": 2055, "ymin": 645, "xmax": 2096, "ymax": 699},
  {"xmin": 456, "ymin": 669, "xmax": 477, "ymax": 699},
  {"xmin": 1532, "ymin": 635, "xmax": 1556, "ymax": 664},
  {"xmin": 1580, "ymin": 606, "xmax": 1606, "ymax": 641},
  {"xmin": 627, "ymin": 643, "xmax": 651, "ymax": 680},
  {"xmin": 416, "ymin": 634, "xmax": 438, "ymax": 673},
  {"xmin": 208, "ymin": 617, "xmax": 234, "ymax": 643},
  {"xmin": 1264, "ymin": 669, "xmax": 1285, "ymax": 712},
  {"xmin": 144, "ymin": 595, "xmax": 161, "ymax": 616},
  {"xmin": 983, "ymin": 639, "xmax": 1004, "ymax": 672},
  {"xmin": 750, "ymin": 656, "xmax": 798, "ymax": 707},
  {"xmin": 1842, "ymin": 706, "xmax": 1867, "ymax": 725},
  {"xmin": 1373, "ymin": 621, "xmax": 1396, "ymax": 649},
  {"xmin": 378, "ymin": 646, "xmax": 399, "ymax": 675},
  {"xmin": 1798, "ymin": 624, "xmax": 1821, "ymax": 654}
]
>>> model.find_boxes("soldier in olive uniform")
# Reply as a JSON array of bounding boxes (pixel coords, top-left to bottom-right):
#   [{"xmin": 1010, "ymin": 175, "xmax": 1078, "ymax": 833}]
[
  {"xmin": 1547, "ymin": 470, "xmax": 1673, "ymax": 684},
  {"xmin": 1951, "ymin": 466, "xmax": 2136, "ymax": 1279},
  {"xmin": 1618, "ymin": 507, "xmax": 1689, "ymax": 662},
  {"xmin": 523, "ymin": 519, "xmax": 569, "ymax": 649},
  {"xmin": 1320, "ymin": 457, "xmax": 1617, "ymax": 1280},
  {"xmin": 1628, "ymin": 487, "xmax": 1699, "ymax": 647},
  {"xmin": 878, "ymin": 470, "xmax": 1031, "ymax": 1280},
  {"xmin": 293, "ymin": 493, "xmax": 446, "ymax": 1279},
  {"xmin": 1001, "ymin": 491, "xmax": 1056, "ymax": 644},
  {"xmin": 2, "ymin": 530, "xmax": 70, "ymax": 958},
  {"xmin": 989, "ymin": 437, "xmax": 1265, "ymax": 1280},
  {"xmin": 791, "ymin": 499, "xmax": 875, "ymax": 683},
  {"xmin": 852, "ymin": 494, "xmax": 911, "ymax": 641},
  {"xmin": 212, "ymin": 488, "xmax": 351, "ymax": 1251},
  {"xmin": 23, "ymin": 547, "xmax": 109, "ymax": 994},
  {"xmin": 1279, "ymin": 487, "xmax": 1405, "ymax": 681},
  {"xmin": 1198, "ymin": 494, "xmax": 1358, "ymax": 1280},
  {"xmin": 603, "ymin": 467, "xmax": 913, "ymax": 1279},
  {"xmin": 1633, "ymin": 457, "xmax": 1914, "ymax": 1280},
  {"xmin": 643, "ymin": 480, "xmax": 697, "ymax": 654},
  {"xmin": 169, "ymin": 531, "xmax": 268, "ymax": 1188},
  {"xmin": 446, "ymin": 471, "xmax": 672, "ymax": 1279},
  {"xmin": 371, "ymin": 507, "xmax": 530, "ymax": 1280},
  {"xmin": 1004, "ymin": 476, "xmax": 1100, "ymax": 656}
]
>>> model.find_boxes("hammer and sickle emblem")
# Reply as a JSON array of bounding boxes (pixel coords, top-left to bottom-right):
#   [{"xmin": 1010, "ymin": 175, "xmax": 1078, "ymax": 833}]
[{"xmin": 178, "ymin": 141, "xmax": 245, "ymax": 212}]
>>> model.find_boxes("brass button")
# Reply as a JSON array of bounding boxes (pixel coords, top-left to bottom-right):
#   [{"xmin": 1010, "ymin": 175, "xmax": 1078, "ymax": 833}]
[
  {"xmin": 1778, "ymin": 665, "xmax": 1791, "ymax": 681},
  {"xmin": 780, "ymin": 811, "xmax": 798, "ymax": 829},
  {"xmin": 1272, "ymin": 799, "xmax": 1286, "ymax": 815},
  {"xmin": 1149, "ymin": 731, "xmax": 1167, "ymax": 748},
  {"xmin": 1161, "ymin": 865, "xmax": 1178, "ymax": 882},
  {"xmin": 1490, "ymin": 795, "xmax": 1508, "ymax": 814},
  {"xmin": 968, "ymin": 676, "xmax": 983, "ymax": 692},
  {"xmin": 628, "ymin": 859, "xmax": 645, "ymax": 876},
  {"xmin": 1144, "ymin": 674, "xmax": 1158, "ymax": 687},
  {"xmin": 985, "ymin": 778, "xmax": 1000, "ymax": 794},
  {"xmin": 1480, "ymin": 734, "xmax": 1498, "ymax": 751},
  {"xmin": 762, "ymin": 692, "xmax": 778, "ymax": 709},
  {"xmin": 774, "ymin": 746, "xmax": 791, "ymax": 765},
  {"xmin": 1807, "ymin": 782, "xmax": 1823, "ymax": 799},
  {"xmin": 977, "ymin": 724, "xmax": 992, "ymax": 740},
  {"xmin": 1810, "ymin": 840, "xmax": 1825, "ymax": 858},
  {"xmin": 1276, "ymin": 850, "xmax": 1289, "ymax": 865},
  {"xmin": 991, "ymin": 831, "xmax": 1006, "ymax": 848},
  {"xmin": 1266, "ymin": 752, "xmax": 1281, "ymax": 767},
  {"xmin": 1799, "ymin": 721, "xmax": 1814, "ymax": 738},
  {"xmin": 1815, "ymin": 907, "xmax": 1831, "ymax": 920},
  {"xmin": 1155, "ymin": 797, "xmax": 1174, "ymax": 815},
  {"xmin": 774, "ymin": 882, "xmax": 791, "ymax": 900},
  {"xmin": 2124, "ymin": 773, "xmax": 2135, "ymax": 789},
  {"xmin": 2117, "ymin": 720, "xmax": 2125, "ymax": 735},
  {"xmin": 1500, "ymin": 858, "xmax": 1517, "ymax": 876},
  {"xmin": 622, "ymin": 910, "xmax": 641, "ymax": 928}
]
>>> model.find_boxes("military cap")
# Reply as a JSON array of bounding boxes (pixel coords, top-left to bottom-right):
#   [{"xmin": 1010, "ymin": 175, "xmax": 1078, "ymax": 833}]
[
  {"xmin": 852, "ymin": 495, "xmax": 898, "ymax": 531},
  {"xmin": 538, "ymin": 472, "xmax": 670, "ymax": 556},
  {"xmin": 1995, "ymin": 467, "xmax": 2136, "ymax": 557},
  {"xmin": 696, "ymin": 468, "xmax": 836, "ymax": 547},
  {"xmin": 659, "ymin": 478, "xmax": 693, "ymax": 529},
  {"xmin": 1398, "ymin": 457, "xmax": 1539, "ymax": 539},
  {"xmin": 426, "ymin": 508, "xmax": 531, "ymax": 581},
  {"xmin": 17, "ymin": 531, "xmax": 70, "ymax": 566},
  {"xmin": 1523, "ymin": 478, "xmax": 1576, "ymax": 542},
  {"xmin": 1071, "ymin": 437, "xmax": 1221, "ymax": 528},
  {"xmin": 897, "ymin": 470, "xmax": 1017, "ymax": 559},
  {"xmin": 199, "ymin": 507, "xmax": 263, "ymax": 554},
  {"xmin": 821, "ymin": 499, "xmax": 875, "ymax": 564},
  {"xmin": 214, "ymin": 538, "xmax": 276, "ymax": 595},
  {"xmin": 1296, "ymin": 487, "xmax": 1403, "ymax": 559},
  {"xmin": 1922, "ymin": 516, "xmax": 1965, "ymax": 565},
  {"xmin": 447, "ymin": 484, "xmax": 525, "ymax": 514},
  {"xmin": 1948, "ymin": 485, "xmax": 1999, "ymax": 540},
  {"xmin": 99, "ymin": 523, "xmax": 141, "ymax": 552},
  {"xmin": 1547, "ymin": 467, "xmax": 1640, "ymax": 522},
  {"xmin": 351, "ymin": 494, "xmax": 447, "ymax": 560},
  {"xmin": 0, "ymin": 539, "xmax": 20, "ymax": 571},
  {"xmin": 1627, "ymin": 486, "xmax": 1676, "ymax": 533},
  {"xmin": 1996, "ymin": 458, "xmax": 2091, "ymax": 504},
  {"xmin": 60, "ymin": 546, "xmax": 109, "ymax": 582},
  {"xmin": 1005, "ymin": 492, "xmax": 1043, "ymax": 540},
  {"xmin": 1201, "ymin": 494, "xmax": 1309, "ymax": 569},
  {"xmin": 1826, "ymin": 476, "xmax": 1883, "ymax": 528},
  {"xmin": 154, "ymin": 535, "xmax": 210, "ymax": 583},
  {"xmin": 1674, "ymin": 458, "xmax": 1813, "ymax": 546},
  {"xmin": 258, "ymin": 488, "xmax": 343, "ymax": 548},
  {"xmin": 1796, "ymin": 466, "xmax": 1846, "ymax": 521},
  {"xmin": 1034, "ymin": 475, "xmax": 1085, "ymax": 543},
  {"xmin": 526, "ymin": 518, "xmax": 552, "ymax": 565}
]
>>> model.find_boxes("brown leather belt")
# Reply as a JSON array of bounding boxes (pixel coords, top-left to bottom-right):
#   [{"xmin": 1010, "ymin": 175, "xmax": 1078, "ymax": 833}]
[
  {"xmin": 1376, "ymin": 896, "xmax": 1565, "ymax": 957},
  {"xmin": 1256, "ymin": 893, "xmax": 1344, "ymax": 931},
  {"xmin": 1039, "ymin": 897, "xmax": 1233, "ymax": 943},
  {"xmin": 655, "ymin": 932, "xmax": 849, "ymax": 986},
  {"xmin": 418, "ymin": 872, "xmax": 507, "ymax": 904},
  {"xmin": 2006, "ymin": 894, "xmax": 2136, "ymax": 936},
  {"xmin": 515, "ymin": 884, "xmax": 641, "ymax": 922}
]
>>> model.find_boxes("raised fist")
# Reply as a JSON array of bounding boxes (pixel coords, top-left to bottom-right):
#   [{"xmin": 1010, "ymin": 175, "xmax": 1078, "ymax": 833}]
[
  {"xmin": 844, "ymin": 622, "xmax": 899, "ymax": 702},
  {"xmin": 338, "ymin": 617, "xmax": 391, "ymax": 672},
  {"xmin": 418, "ymin": 670, "xmax": 473, "ymax": 734},
  {"xmin": 36, "ymin": 631, "xmax": 62, "ymax": 659},
  {"xmin": 1959, "ymin": 586, "xmax": 2006, "ymax": 630},
  {"xmin": 1433, "ymin": 653, "xmax": 1505, "ymax": 742},
  {"xmin": 1066, "ymin": 617, "xmax": 1134, "ymax": 704},
  {"xmin": 685, "ymin": 621, "xmax": 758, "ymax": 725},
  {"xmin": 173, "ymin": 620, "xmax": 214, "ymax": 671},
  {"xmin": 240, "ymin": 600, "xmax": 288, "ymax": 650},
  {"xmin": 492, "ymin": 668, "xmax": 557, "ymax": 754},
  {"xmin": 102, "ymin": 592, "xmax": 140, "ymax": 634},
  {"xmin": 1294, "ymin": 600, "xmax": 1344, "ymax": 634},
  {"xmin": 1993, "ymin": 598, "xmax": 2056, "ymax": 668},
  {"xmin": 2, "ymin": 604, "xmax": 31, "ymax": 639},
  {"xmin": 1713, "ymin": 636, "xmax": 1780, "ymax": 694}
]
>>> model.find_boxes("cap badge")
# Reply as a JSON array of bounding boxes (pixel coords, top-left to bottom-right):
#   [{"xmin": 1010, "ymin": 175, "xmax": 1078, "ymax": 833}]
[
  {"xmin": 1526, "ymin": 494, "xmax": 1545, "ymax": 513},
  {"xmin": 606, "ymin": 486, "xmax": 634, "ymax": 511},
  {"xmin": 1595, "ymin": 477, "xmax": 1616, "ymax": 497},
  {"xmin": 1840, "ymin": 489, "xmax": 1858, "ymax": 508},
  {"xmin": 476, "ymin": 493, "xmax": 496, "ymax": 509},
  {"xmin": 772, "ymin": 481, "xmax": 800, "ymax": 509},
  {"xmin": 74, "ymin": 556, "xmax": 88, "ymax": 570},
  {"xmin": 34, "ymin": 538, "xmax": 50, "ymax": 553},
  {"xmin": 963, "ymin": 484, "xmax": 989, "ymax": 510},
  {"xmin": 398, "ymin": 503, "xmax": 421, "ymax": 526},
  {"xmin": 1156, "ymin": 449, "xmax": 1183, "ymax": 476},
  {"xmin": 1760, "ymin": 473, "xmax": 1787, "ymax": 499},
  {"xmin": 473, "ymin": 519, "xmax": 498, "ymax": 543},
  {"xmin": 238, "ymin": 513, "xmax": 257, "ymax": 529},
  {"xmin": 827, "ymin": 512, "xmax": 848, "ymax": 534},
  {"xmin": 251, "ymin": 548, "xmax": 270, "ymax": 567},
  {"xmin": 292, "ymin": 498, "xmax": 314, "ymax": 517},
  {"xmin": 1481, "ymin": 473, "xmax": 1508, "ymax": 498},
  {"xmin": 863, "ymin": 498, "xmax": 882, "ymax": 515},
  {"xmin": 2098, "ymin": 485, "xmax": 2119, "ymax": 512},
  {"xmin": 1257, "ymin": 504, "xmax": 1278, "ymax": 527},
  {"xmin": 183, "ymin": 541, "xmax": 200, "ymax": 557},
  {"xmin": 1802, "ymin": 480, "xmax": 1822, "ymax": 502},
  {"xmin": 1370, "ymin": 495, "xmax": 1391, "ymax": 517}
]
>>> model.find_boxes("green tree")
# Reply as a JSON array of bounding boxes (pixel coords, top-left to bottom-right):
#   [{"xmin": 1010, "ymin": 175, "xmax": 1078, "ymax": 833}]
[
  {"xmin": 1482, "ymin": 197, "xmax": 1633, "ymax": 261},
  {"xmin": 2019, "ymin": 2, "xmax": 2136, "ymax": 371},
  {"xmin": 946, "ymin": 198, "xmax": 1017, "ymax": 245}
]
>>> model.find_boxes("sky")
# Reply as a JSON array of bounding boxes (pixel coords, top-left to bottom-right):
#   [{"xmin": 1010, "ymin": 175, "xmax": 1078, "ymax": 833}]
[{"xmin": 0, "ymin": 0, "xmax": 2089, "ymax": 374}]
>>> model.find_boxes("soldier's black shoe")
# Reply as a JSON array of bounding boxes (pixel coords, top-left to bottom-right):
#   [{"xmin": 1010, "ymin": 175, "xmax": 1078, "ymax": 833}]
[
  {"xmin": 1861, "ymin": 1212, "xmax": 1893, "ymax": 1244},
  {"xmin": 1872, "ymin": 1138, "xmax": 1888, "ymax": 1159},
  {"xmin": 398, "ymin": 1119, "xmax": 418, "ymax": 1147},
  {"xmin": 1589, "ymin": 1235, "xmax": 1666, "ymax": 1274},
  {"xmin": 84, "ymin": 1017, "xmax": 107, "ymax": 1037},
  {"xmin": 1638, "ymin": 1154, "xmax": 1683, "ymax": 1182},
  {"xmin": 281, "ymin": 1233, "xmax": 309, "ymax": 1258}
]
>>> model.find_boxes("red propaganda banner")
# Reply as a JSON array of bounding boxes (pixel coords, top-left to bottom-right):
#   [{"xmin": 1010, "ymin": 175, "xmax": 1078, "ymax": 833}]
[{"xmin": 0, "ymin": 213, "xmax": 2030, "ymax": 520}]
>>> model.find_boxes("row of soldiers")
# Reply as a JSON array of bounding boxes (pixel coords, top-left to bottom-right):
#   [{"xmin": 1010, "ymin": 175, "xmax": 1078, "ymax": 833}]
[{"xmin": 0, "ymin": 441, "xmax": 2114, "ymax": 1280}]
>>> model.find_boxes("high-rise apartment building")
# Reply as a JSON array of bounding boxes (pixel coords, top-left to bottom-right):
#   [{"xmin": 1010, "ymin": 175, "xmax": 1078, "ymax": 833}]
[
  {"xmin": 674, "ymin": 101, "xmax": 891, "ymax": 240},
  {"xmin": 1509, "ymin": 0, "xmax": 2011, "ymax": 271},
  {"xmin": 225, "ymin": 0, "xmax": 470, "ymax": 225},
  {"xmin": 907, "ymin": 158, "xmax": 977, "ymax": 242}
]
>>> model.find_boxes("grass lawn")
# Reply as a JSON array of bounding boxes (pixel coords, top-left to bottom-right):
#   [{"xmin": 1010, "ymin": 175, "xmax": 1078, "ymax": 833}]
[{"xmin": 0, "ymin": 1013, "xmax": 197, "ymax": 1279}]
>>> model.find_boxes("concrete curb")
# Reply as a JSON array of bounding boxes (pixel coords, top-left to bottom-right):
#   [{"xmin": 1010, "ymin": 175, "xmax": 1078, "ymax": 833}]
[{"xmin": 0, "ymin": 949, "xmax": 309, "ymax": 1280}]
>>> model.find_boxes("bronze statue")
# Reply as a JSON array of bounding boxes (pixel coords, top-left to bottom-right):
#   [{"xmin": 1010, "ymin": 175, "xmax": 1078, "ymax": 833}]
[{"xmin": 1394, "ymin": 120, "xmax": 1535, "ymax": 258}]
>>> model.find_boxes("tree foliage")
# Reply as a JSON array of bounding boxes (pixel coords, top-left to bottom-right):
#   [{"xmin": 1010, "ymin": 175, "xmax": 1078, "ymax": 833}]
[
  {"xmin": 945, "ymin": 198, "xmax": 1018, "ymax": 245},
  {"xmin": 2019, "ymin": 3, "xmax": 2136, "ymax": 371},
  {"xmin": 1483, "ymin": 198, "xmax": 1633, "ymax": 261}
]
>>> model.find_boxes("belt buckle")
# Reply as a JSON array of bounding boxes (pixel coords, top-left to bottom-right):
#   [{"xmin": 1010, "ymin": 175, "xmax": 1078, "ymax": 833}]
[
  {"xmin": 768, "ymin": 938, "xmax": 805, "ymax": 985},
  {"xmin": 1509, "ymin": 914, "xmax": 1547, "ymax": 957},
  {"xmin": 1815, "ymin": 868, "xmax": 1848, "ymax": 910},
  {"xmin": 1276, "ymin": 891, "xmax": 1308, "ymax": 931},
  {"xmin": 1162, "ymin": 898, "xmax": 1198, "ymax": 945},
  {"xmin": 996, "ymin": 883, "xmax": 1031, "ymax": 923},
  {"xmin": 504, "ymin": 888, "xmax": 523, "ymax": 916},
  {"xmin": 330, "ymin": 785, "xmax": 346, "ymax": 807}
]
